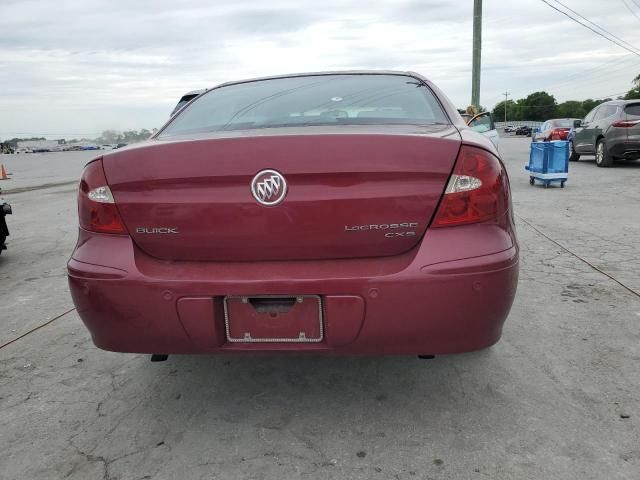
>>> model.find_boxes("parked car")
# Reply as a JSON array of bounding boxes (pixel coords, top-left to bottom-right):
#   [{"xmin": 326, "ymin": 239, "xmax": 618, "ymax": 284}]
[
  {"xmin": 504, "ymin": 125, "xmax": 517, "ymax": 133},
  {"xmin": 68, "ymin": 71, "xmax": 519, "ymax": 359},
  {"xmin": 170, "ymin": 89, "xmax": 206, "ymax": 116},
  {"xmin": 0, "ymin": 187, "xmax": 11, "ymax": 255},
  {"xmin": 570, "ymin": 100, "xmax": 640, "ymax": 167},
  {"xmin": 515, "ymin": 126, "xmax": 532, "ymax": 136},
  {"xmin": 532, "ymin": 118, "xmax": 579, "ymax": 142}
]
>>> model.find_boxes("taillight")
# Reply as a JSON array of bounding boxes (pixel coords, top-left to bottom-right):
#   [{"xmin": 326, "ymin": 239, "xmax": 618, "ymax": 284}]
[
  {"xmin": 432, "ymin": 145, "xmax": 508, "ymax": 227},
  {"xmin": 550, "ymin": 128, "xmax": 566, "ymax": 140},
  {"xmin": 78, "ymin": 159, "xmax": 127, "ymax": 234},
  {"xmin": 612, "ymin": 119, "xmax": 640, "ymax": 128}
]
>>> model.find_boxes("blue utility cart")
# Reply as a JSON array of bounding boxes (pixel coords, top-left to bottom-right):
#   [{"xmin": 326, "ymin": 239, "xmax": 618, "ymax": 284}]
[{"xmin": 526, "ymin": 140, "xmax": 569, "ymax": 188}]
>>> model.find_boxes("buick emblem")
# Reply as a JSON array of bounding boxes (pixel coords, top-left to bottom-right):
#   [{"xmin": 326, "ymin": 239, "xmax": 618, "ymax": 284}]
[{"xmin": 250, "ymin": 169, "xmax": 287, "ymax": 206}]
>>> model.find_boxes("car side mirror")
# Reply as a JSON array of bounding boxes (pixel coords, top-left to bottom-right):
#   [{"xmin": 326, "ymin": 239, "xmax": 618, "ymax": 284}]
[{"xmin": 573, "ymin": 120, "xmax": 582, "ymax": 128}]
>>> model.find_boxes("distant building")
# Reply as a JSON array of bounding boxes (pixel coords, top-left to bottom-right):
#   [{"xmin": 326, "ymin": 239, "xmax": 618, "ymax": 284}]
[{"xmin": 16, "ymin": 139, "xmax": 62, "ymax": 152}]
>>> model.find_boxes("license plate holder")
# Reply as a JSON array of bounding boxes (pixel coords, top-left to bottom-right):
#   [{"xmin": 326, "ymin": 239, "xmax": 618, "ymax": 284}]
[{"xmin": 224, "ymin": 295, "xmax": 323, "ymax": 343}]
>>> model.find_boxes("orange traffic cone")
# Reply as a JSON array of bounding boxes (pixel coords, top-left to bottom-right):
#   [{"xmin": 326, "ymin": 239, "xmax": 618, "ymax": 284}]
[{"xmin": 0, "ymin": 164, "xmax": 9, "ymax": 180}]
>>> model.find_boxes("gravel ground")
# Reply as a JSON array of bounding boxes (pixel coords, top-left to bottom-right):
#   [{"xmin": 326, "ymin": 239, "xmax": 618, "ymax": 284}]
[{"xmin": 0, "ymin": 138, "xmax": 639, "ymax": 480}]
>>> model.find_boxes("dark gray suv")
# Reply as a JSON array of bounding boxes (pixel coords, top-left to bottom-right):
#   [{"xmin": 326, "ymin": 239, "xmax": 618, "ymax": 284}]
[{"xmin": 570, "ymin": 100, "xmax": 640, "ymax": 167}]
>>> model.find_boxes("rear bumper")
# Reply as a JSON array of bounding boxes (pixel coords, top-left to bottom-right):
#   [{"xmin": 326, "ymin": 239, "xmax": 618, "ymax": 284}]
[
  {"xmin": 608, "ymin": 139, "xmax": 640, "ymax": 159},
  {"xmin": 68, "ymin": 224, "xmax": 519, "ymax": 355}
]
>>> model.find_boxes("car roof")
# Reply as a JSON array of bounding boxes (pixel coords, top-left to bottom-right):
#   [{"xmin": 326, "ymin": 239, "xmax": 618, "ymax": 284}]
[
  {"xmin": 184, "ymin": 71, "xmax": 428, "ymax": 107},
  {"xmin": 210, "ymin": 70, "xmax": 425, "ymax": 89},
  {"xmin": 602, "ymin": 99, "xmax": 639, "ymax": 105},
  {"xmin": 175, "ymin": 72, "xmax": 423, "ymax": 105}
]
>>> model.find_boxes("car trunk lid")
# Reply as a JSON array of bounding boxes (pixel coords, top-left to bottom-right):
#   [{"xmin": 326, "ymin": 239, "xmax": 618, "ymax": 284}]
[{"xmin": 102, "ymin": 125, "xmax": 461, "ymax": 261}]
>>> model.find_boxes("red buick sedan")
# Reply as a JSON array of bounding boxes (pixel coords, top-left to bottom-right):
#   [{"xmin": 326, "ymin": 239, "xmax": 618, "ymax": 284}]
[{"xmin": 68, "ymin": 71, "xmax": 519, "ymax": 359}]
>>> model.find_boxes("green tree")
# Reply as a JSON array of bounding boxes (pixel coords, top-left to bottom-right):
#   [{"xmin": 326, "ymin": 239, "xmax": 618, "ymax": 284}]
[
  {"xmin": 520, "ymin": 91, "xmax": 557, "ymax": 121},
  {"xmin": 624, "ymin": 73, "xmax": 640, "ymax": 100},
  {"xmin": 138, "ymin": 129, "xmax": 152, "ymax": 140},
  {"xmin": 96, "ymin": 129, "xmax": 153, "ymax": 144},
  {"xmin": 557, "ymin": 100, "xmax": 585, "ymax": 118},
  {"xmin": 581, "ymin": 98, "xmax": 612, "ymax": 115},
  {"xmin": 98, "ymin": 130, "xmax": 122, "ymax": 144},
  {"xmin": 492, "ymin": 100, "xmax": 516, "ymax": 122},
  {"xmin": 581, "ymin": 99, "xmax": 600, "ymax": 113}
]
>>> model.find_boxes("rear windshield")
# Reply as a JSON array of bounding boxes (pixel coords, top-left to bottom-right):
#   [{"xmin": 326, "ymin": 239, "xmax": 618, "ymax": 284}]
[
  {"xmin": 158, "ymin": 74, "xmax": 448, "ymax": 137},
  {"xmin": 625, "ymin": 104, "xmax": 640, "ymax": 117},
  {"xmin": 553, "ymin": 119, "xmax": 575, "ymax": 127}
]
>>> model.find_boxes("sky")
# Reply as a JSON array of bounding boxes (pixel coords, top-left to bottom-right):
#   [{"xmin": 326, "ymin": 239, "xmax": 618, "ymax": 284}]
[{"xmin": 1, "ymin": 0, "xmax": 640, "ymax": 139}]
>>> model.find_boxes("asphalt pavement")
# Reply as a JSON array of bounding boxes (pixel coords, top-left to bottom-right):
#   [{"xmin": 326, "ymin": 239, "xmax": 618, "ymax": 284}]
[
  {"xmin": 0, "ymin": 150, "xmax": 98, "ymax": 193},
  {"xmin": 1, "ymin": 138, "xmax": 639, "ymax": 480}
]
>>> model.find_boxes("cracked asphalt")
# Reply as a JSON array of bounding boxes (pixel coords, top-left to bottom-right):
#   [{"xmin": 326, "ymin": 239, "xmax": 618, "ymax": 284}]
[{"xmin": 1, "ymin": 137, "xmax": 639, "ymax": 480}]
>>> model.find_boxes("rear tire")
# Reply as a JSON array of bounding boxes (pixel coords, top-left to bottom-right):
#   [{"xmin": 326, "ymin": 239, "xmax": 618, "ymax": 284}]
[
  {"xmin": 569, "ymin": 141, "xmax": 580, "ymax": 161},
  {"xmin": 595, "ymin": 139, "xmax": 613, "ymax": 168}
]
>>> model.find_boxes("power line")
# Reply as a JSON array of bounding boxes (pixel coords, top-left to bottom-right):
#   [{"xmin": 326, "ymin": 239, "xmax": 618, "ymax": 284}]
[
  {"xmin": 546, "ymin": 58, "xmax": 640, "ymax": 93},
  {"xmin": 516, "ymin": 55, "xmax": 636, "ymax": 97},
  {"xmin": 632, "ymin": 0, "xmax": 640, "ymax": 8},
  {"xmin": 546, "ymin": 54, "xmax": 634, "ymax": 85},
  {"xmin": 505, "ymin": 54, "xmax": 639, "ymax": 101},
  {"xmin": 621, "ymin": 0, "xmax": 640, "ymax": 22},
  {"xmin": 551, "ymin": 0, "xmax": 640, "ymax": 52},
  {"xmin": 540, "ymin": 0, "xmax": 640, "ymax": 56},
  {"xmin": 508, "ymin": 0, "xmax": 640, "ymax": 99},
  {"xmin": 593, "ymin": 91, "xmax": 628, "ymax": 99}
]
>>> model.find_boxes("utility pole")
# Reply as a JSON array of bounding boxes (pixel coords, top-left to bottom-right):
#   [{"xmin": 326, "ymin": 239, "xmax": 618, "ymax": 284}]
[
  {"xmin": 471, "ymin": 0, "xmax": 482, "ymax": 109},
  {"xmin": 503, "ymin": 91, "xmax": 510, "ymax": 123}
]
